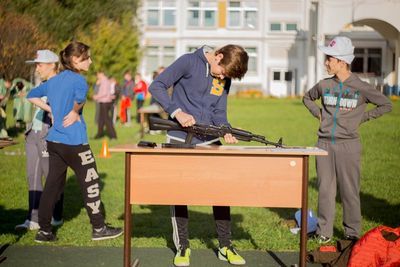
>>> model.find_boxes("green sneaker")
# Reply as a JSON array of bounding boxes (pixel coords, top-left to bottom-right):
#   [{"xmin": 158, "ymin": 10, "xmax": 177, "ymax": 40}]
[
  {"xmin": 218, "ymin": 246, "xmax": 246, "ymax": 265},
  {"xmin": 174, "ymin": 247, "xmax": 191, "ymax": 266}
]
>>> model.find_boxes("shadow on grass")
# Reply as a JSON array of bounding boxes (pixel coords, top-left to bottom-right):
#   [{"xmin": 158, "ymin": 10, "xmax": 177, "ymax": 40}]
[
  {"xmin": 308, "ymin": 176, "xmax": 400, "ymax": 235},
  {"xmin": 119, "ymin": 205, "xmax": 257, "ymax": 251},
  {"xmin": 1, "ymin": 171, "xmax": 108, "ymax": 242},
  {"xmin": 63, "ymin": 172, "xmax": 108, "ymax": 221},
  {"xmin": 0, "ymin": 205, "xmax": 26, "ymax": 239},
  {"xmin": 267, "ymin": 176, "xmax": 344, "ymax": 238}
]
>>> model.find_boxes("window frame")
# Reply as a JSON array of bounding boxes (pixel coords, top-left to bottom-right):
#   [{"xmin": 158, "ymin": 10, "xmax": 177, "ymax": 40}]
[
  {"xmin": 227, "ymin": 0, "xmax": 258, "ymax": 30},
  {"xmin": 145, "ymin": 45, "xmax": 176, "ymax": 75},
  {"xmin": 269, "ymin": 22, "xmax": 298, "ymax": 33},
  {"xmin": 187, "ymin": 0, "xmax": 218, "ymax": 28},
  {"xmin": 145, "ymin": 0, "xmax": 176, "ymax": 27}
]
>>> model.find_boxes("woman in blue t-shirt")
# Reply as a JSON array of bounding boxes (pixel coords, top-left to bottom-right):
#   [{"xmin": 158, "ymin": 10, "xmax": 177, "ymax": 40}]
[{"xmin": 27, "ymin": 41, "xmax": 123, "ymax": 242}]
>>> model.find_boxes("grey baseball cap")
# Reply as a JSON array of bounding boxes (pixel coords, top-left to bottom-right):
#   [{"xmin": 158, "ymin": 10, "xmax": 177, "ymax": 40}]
[
  {"xmin": 318, "ymin": 36, "xmax": 355, "ymax": 64},
  {"xmin": 26, "ymin": 50, "xmax": 59, "ymax": 64}
]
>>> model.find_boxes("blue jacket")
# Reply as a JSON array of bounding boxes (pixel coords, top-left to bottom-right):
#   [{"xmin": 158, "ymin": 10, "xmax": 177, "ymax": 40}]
[{"xmin": 149, "ymin": 46, "xmax": 231, "ymax": 143}]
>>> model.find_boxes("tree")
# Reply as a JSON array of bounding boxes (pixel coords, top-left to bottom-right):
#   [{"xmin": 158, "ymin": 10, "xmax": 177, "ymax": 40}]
[
  {"xmin": 0, "ymin": 8, "xmax": 55, "ymax": 80},
  {"xmin": 2, "ymin": 0, "xmax": 139, "ymax": 43},
  {"xmin": 75, "ymin": 13, "xmax": 141, "ymax": 86}
]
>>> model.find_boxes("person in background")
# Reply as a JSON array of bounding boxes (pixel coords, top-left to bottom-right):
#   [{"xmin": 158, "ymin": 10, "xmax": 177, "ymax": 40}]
[
  {"xmin": 149, "ymin": 44, "xmax": 249, "ymax": 266},
  {"xmin": 119, "ymin": 71, "xmax": 134, "ymax": 126},
  {"xmin": 150, "ymin": 66, "xmax": 165, "ymax": 105},
  {"xmin": 93, "ymin": 71, "xmax": 117, "ymax": 139},
  {"xmin": 133, "ymin": 72, "xmax": 147, "ymax": 123},
  {"xmin": 27, "ymin": 41, "xmax": 123, "ymax": 243},
  {"xmin": 0, "ymin": 78, "xmax": 12, "ymax": 137},
  {"xmin": 10, "ymin": 78, "xmax": 33, "ymax": 129},
  {"xmin": 303, "ymin": 36, "xmax": 392, "ymax": 244},
  {"xmin": 15, "ymin": 50, "xmax": 64, "ymax": 231},
  {"xmin": 109, "ymin": 77, "xmax": 120, "ymax": 125}
]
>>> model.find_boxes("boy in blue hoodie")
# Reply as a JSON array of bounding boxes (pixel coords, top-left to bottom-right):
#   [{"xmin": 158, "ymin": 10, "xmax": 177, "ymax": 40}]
[{"xmin": 149, "ymin": 45, "xmax": 248, "ymax": 266}]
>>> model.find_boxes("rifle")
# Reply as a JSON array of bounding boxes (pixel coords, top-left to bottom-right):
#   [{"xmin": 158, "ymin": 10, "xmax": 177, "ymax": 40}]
[{"xmin": 149, "ymin": 116, "xmax": 283, "ymax": 148}]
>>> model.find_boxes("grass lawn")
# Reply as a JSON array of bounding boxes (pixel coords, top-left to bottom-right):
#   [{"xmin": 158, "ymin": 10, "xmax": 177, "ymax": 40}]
[{"xmin": 1, "ymin": 97, "xmax": 399, "ymax": 251}]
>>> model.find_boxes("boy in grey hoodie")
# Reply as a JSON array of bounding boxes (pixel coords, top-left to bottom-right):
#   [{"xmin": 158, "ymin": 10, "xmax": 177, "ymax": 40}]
[
  {"xmin": 149, "ymin": 45, "xmax": 248, "ymax": 266},
  {"xmin": 303, "ymin": 36, "xmax": 392, "ymax": 244}
]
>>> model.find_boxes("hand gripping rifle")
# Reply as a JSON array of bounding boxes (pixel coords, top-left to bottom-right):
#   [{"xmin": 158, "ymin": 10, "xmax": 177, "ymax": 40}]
[{"xmin": 149, "ymin": 116, "xmax": 283, "ymax": 148}]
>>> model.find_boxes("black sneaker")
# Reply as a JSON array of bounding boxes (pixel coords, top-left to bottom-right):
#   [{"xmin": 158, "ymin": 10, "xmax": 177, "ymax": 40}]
[
  {"xmin": 345, "ymin": 235, "xmax": 359, "ymax": 241},
  {"xmin": 92, "ymin": 225, "xmax": 123, "ymax": 241},
  {"xmin": 35, "ymin": 230, "xmax": 57, "ymax": 243}
]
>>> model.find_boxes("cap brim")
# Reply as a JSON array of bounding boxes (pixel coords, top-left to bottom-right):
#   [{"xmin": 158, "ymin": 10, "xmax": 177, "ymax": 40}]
[
  {"xmin": 25, "ymin": 60, "xmax": 36, "ymax": 64},
  {"xmin": 318, "ymin": 45, "xmax": 341, "ymax": 56}
]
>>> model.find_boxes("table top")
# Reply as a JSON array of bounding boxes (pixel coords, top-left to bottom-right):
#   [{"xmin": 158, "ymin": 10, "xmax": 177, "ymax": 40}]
[
  {"xmin": 138, "ymin": 104, "xmax": 163, "ymax": 114},
  {"xmin": 110, "ymin": 144, "xmax": 327, "ymax": 156},
  {"xmin": 0, "ymin": 138, "xmax": 18, "ymax": 149}
]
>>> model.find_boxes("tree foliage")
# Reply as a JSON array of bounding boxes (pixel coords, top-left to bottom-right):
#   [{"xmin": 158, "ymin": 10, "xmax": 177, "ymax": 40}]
[
  {"xmin": 0, "ymin": 0, "xmax": 141, "ymax": 81},
  {"xmin": 2, "ymin": 0, "xmax": 139, "ymax": 42},
  {"xmin": 0, "ymin": 8, "xmax": 55, "ymax": 80},
  {"xmin": 74, "ymin": 13, "xmax": 141, "ymax": 86}
]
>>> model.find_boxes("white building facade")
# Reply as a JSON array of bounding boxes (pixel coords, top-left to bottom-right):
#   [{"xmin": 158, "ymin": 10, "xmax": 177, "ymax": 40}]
[{"xmin": 138, "ymin": 0, "xmax": 400, "ymax": 97}]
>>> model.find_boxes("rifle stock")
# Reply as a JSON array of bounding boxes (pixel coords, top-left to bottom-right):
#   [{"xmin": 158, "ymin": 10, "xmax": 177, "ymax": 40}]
[{"xmin": 149, "ymin": 116, "xmax": 283, "ymax": 147}]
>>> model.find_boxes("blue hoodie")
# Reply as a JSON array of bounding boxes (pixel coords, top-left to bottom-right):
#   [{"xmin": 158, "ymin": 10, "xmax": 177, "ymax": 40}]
[{"xmin": 149, "ymin": 46, "xmax": 232, "ymax": 143}]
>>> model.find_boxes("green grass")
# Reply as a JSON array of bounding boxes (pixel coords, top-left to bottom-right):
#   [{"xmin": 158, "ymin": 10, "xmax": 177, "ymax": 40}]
[{"xmin": 1, "ymin": 97, "xmax": 399, "ymax": 251}]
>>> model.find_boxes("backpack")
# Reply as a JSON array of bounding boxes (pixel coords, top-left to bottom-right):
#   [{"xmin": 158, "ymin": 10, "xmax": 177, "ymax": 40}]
[{"xmin": 348, "ymin": 225, "xmax": 400, "ymax": 267}]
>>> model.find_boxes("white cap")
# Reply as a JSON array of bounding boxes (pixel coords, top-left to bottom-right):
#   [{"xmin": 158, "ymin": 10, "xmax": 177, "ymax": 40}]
[
  {"xmin": 318, "ymin": 36, "xmax": 355, "ymax": 64},
  {"xmin": 26, "ymin": 50, "xmax": 59, "ymax": 64}
]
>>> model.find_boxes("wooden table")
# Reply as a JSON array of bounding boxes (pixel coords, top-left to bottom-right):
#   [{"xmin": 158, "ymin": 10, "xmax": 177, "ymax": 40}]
[
  {"xmin": 137, "ymin": 104, "xmax": 165, "ymax": 138},
  {"xmin": 109, "ymin": 145, "xmax": 327, "ymax": 267},
  {"xmin": 0, "ymin": 138, "xmax": 18, "ymax": 149}
]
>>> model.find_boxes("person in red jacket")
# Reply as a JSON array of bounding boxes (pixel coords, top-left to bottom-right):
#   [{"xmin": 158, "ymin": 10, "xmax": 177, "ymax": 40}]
[{"xmin": 133, "ymin": 73, "xmax": 147, "ymax": 123}]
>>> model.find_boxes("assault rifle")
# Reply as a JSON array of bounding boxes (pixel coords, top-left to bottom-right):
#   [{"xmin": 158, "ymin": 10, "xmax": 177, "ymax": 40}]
[{"xmin": 149, "ymin": 116, "xmax": 283, "ymax": 148}]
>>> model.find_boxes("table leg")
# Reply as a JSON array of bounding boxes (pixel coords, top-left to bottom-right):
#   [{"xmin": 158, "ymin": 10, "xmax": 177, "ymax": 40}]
[
  {"xmin": 124, "ymin": 153, "xmax": 132, "ymax": 267},
  {"xmin": 299, "ymin": 156, "xmax": 309, "ymax": 267},
  {"xmin": 140, "ymin": 113, "xmax": 145, "ymax": 138}
]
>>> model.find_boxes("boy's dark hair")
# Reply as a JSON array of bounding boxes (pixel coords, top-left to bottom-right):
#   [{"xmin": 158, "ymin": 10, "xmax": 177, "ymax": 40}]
[
  {"xmin": 215, "ymin": 45, "xmax": 248, "ymax": 80},
  {"xmin": 60, "ymin": 41, "xmax": 90, "ymax": 72}
]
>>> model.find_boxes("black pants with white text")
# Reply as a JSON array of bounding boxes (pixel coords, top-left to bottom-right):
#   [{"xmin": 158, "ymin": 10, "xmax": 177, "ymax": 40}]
[{"xmin": 38, "ymin": 142, "xmax": 105, "ymax": 232}]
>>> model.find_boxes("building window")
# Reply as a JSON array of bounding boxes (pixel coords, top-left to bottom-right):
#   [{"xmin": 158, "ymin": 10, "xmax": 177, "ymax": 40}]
[
  {"xmin": 270, "ymin": 22, "xmax": 298, "ymax": 32},
  {"xmin": 145, "ymin": 46, "xmax": 176, "ymax": 75},
  {"xmin": 286, "ymin": 23, "xmax": 297, "ymax": 31},
  {"xmin": 284, "ymin": 71, "xmax": 293, "ymax": 81},
  {"xmin": 352, "ymin": 48, "xmax": 382, "ymax": 76},
  {"xmin": 270, "ymin": 23, "xmax": 281, "ymax": 31},
  {"xmin": 273, "ymin": 71, "xmax": 281, "ymax": 81},
  {"xmin": 146, "ymin": 0, "xmax": 176, "ymax": 27},
  {"xmin": 227, "ymin": 0, "xmax": 258, "ymax": 29},
  {"xmin": 187, "ymin": 1, "xmax": 217, "ymax": 28},
  {"xmin": 245, "ymin": 47, "xmax": 257, "ymax": 74}
]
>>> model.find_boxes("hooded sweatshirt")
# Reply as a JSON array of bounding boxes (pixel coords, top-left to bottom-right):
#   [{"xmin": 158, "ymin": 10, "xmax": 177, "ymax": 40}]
[
  {"xmin": 149, "ymin": 46, "xmax": 231, "ymax": 144},
  {"xmin": 303, "ymin": 73, "xmax": 392, "ymax": 143}
]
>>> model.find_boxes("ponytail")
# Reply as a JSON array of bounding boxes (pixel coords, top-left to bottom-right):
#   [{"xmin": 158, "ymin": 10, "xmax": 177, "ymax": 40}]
[{"xmin": 59, "ymin": 41, "xmax": 90, "ymax": 73}]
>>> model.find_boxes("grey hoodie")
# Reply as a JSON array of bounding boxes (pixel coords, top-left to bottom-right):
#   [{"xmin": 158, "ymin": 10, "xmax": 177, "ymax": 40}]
[{"xmin": 303, "ymin": 73, "xmax": 392, "ymax": 143}]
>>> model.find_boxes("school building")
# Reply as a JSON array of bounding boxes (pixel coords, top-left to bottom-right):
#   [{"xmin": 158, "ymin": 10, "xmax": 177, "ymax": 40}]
[{"xmin": 137, "ymin": 0, "xmax": 400, "ymax": 97}]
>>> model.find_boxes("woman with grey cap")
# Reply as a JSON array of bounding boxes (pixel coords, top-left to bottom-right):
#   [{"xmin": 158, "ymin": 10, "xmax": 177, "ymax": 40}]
[
  {"xmin": 16, "ymin": 50, "xmax": 64, "ymax": 230},
  {"xmin": 303, "ymin": 36, "xmax": 392, "ymax": 244}
]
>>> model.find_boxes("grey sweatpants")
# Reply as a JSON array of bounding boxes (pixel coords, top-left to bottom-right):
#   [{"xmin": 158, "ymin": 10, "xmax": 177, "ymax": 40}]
[
  {"xmin": 25, "ymin": 130, "xmax": 63, "ymax": 223},
  {"xmin": 316, "ymin": 139, "xmax": 362, "ymax": 238}
]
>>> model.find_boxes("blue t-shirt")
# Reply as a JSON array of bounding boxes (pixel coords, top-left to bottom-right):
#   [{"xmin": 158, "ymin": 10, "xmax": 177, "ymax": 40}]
[{"xmin": 27, "ymin": 70, "xmax": 88, "ymax": 145}]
